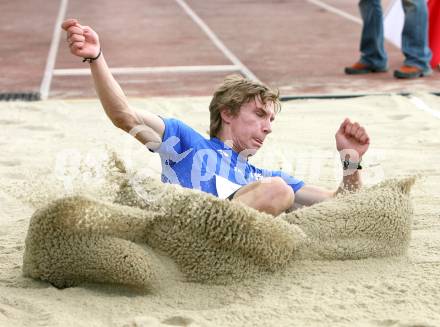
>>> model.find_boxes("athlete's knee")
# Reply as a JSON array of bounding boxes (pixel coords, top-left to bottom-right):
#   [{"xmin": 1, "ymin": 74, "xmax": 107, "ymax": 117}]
[{"xmin": 261, "ymin": 177, "xmax": 295, "ymax": 212}]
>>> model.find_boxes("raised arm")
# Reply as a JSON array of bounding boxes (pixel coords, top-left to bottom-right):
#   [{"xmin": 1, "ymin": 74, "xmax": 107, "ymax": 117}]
[
  {"xmin": 61, "ymin": 19, "xmax": 164, "ymax": 150},
  {"xmin": 293, "ymin": 118, "xmax": 370, "ymax": 208}
]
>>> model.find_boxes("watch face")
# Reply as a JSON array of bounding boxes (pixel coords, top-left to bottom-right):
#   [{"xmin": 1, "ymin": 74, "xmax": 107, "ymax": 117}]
[{"xmin": 342, "ymin": 160, "xmax": 361, "ymax": 170}]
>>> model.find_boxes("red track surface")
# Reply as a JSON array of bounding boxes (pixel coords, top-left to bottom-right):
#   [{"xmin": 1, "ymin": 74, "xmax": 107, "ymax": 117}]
[{"xmin": 1, "ymin": 0, "xmax": 439, "ymax": 99}]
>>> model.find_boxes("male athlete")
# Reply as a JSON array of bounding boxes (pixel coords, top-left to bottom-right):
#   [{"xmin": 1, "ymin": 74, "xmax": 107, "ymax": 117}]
[{"xmin": 62, "ymin": 19, "xmax": 370, "ymax": 216}]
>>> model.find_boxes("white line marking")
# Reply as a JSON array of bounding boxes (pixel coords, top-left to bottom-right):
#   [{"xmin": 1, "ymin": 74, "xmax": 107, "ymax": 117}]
[
  {"xmin": 39, "ymin": 0, "xmax": 68, "ymax": 100},
  {"xmin": 409, "ymin": 96, "xmax": 440, "ymax": 119},
  {"xmin": 307, "ymin": 0, "xmax": 362, "ymax": 25},
  {"xmin": 53, "ymin": 65, "xmax": 241, "ymax": 76},
  {"xmin": 173, "ymin": 0, "xmax": 260, "ymax": 82}
]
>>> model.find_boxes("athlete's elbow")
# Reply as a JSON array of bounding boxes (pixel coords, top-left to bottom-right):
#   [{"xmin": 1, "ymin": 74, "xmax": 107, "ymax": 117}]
[{"xmin": 111, "ymin": 114, "xmax": 135, "ymax": 133}]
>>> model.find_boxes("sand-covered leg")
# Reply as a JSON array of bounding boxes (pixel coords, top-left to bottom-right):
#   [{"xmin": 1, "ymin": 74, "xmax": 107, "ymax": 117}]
[
  {"xmin": 282, "ymin": 177, "xmax": 415, "ymax": 260},
  {"xmin": 23, "ymin": 196, "xmax": 159, "ymax": 290}
]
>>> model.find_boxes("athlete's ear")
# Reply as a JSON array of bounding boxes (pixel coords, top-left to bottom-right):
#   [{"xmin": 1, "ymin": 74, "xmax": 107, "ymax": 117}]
[{"xmin": 220, "ymin": 107, "xmax": 233, "ymax": 124}]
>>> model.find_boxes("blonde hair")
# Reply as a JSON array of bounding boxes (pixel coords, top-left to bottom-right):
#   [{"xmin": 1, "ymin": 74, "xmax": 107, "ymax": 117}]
[{"xmin": 209, "ymin": 75, "xmax": 281, "ymax": 138}]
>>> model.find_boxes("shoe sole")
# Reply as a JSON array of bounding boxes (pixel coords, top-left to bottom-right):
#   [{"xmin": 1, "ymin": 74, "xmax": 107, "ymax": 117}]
[
  {"xmin": 394, "ymin": 69, "xmax": 432, "ymax": 79},
  {"xmin": 345, "ymin": 67, "xmax": 388, "ymax": 75}
]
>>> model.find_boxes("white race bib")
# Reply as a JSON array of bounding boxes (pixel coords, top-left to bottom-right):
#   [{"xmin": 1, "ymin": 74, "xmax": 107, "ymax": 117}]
[{"xmin": 215, "ymin": 175, "xmax": 242, "ymax": 199}]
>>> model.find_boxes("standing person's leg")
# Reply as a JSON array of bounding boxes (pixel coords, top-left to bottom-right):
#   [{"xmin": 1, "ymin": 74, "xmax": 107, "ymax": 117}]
[
  {"xmin": 359, "ymin": 0, "xmax": 388, "ymax": 68},
  {"xmin": 345, "ymin": 0, "xmax": 388, "ymax": 74},
  {"xmin": 394, "ymin": 0, "xmax": 432, "ymax": 78},
  {"xmin": 230, "ymin": 177, "xmax": 295, "ymax": 217}
]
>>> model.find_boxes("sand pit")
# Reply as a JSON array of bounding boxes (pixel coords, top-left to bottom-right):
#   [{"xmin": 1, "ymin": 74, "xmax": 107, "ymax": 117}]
[{"xmin": 1, "ymin": 94, "xmax": 440, "ymax": 326}]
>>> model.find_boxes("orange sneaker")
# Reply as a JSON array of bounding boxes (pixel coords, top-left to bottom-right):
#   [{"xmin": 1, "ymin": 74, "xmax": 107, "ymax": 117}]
[
  {"xmin": 393, "ymin": 65, "xmax": 432, "ymax": 79},
  {"xmin": 344, "ymin": 62, "xmax": 388, "ymax": 75}
]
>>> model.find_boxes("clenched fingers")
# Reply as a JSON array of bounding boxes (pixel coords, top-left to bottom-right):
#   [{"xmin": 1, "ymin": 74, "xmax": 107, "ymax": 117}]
[
  {"xmin": 61, "ymin": 18, "xmax": 78, "ymax": 31},
  {"xmin": 343, "ymin": 121, "xmax": 370, "ymax": 144},
  {"xmin": 70, "ymin": 43, "xmax": 84, "ymax": 54},
  {"xmin": 359, "ymin": 134, "xmax": 369, "ymax": 144},
  {"xmin": 345, "ymin": 122, "xmax": 359, "ymax": 136},
  {"xmin": 355, "ymin": 127, "xmax": 364, "ymax": 139},
  {"xmin": 338, "ymin": 118, "xmax": 351, "ymax": 133},
  {"xmin": 67, "ymin": 25, "xmax": 84, "ymax": 38},
  {"xmin": 67, "ymin": 33, "xmax": 85, "ymax": 45},
  {"xmin": 65, "ymin": 24, "xmax": 86, "ymax": 50},
  {"xmin": 356, "ymin": 128, "xmax": 369, "ymax": 144}
]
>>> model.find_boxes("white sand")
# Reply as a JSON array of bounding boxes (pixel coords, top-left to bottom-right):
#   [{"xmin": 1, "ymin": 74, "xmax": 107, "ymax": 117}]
[{"xmin": 0, "ymin": 94, "xmax": 439, "ymax": 327}]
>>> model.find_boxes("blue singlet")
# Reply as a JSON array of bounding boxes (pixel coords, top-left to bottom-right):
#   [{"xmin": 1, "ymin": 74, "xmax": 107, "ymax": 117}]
[{"xmin": 154, "ymin": 118, "xmax": 304, "ymax": 198}]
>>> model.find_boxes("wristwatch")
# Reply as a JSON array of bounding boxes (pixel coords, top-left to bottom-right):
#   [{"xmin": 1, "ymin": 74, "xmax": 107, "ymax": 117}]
[{"xmin": 342, "ymin": 159, "xmax": 362, "ymax": 170}]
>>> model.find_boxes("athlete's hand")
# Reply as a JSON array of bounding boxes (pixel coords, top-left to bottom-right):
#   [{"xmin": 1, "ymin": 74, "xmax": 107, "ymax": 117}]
[
  {"xmin": 61, "ymin": 19, "xmax": 100, "ymax": 59},
  {"xmin": 335, "ymin": 118, "xmax": 370, "ymax": 160}
]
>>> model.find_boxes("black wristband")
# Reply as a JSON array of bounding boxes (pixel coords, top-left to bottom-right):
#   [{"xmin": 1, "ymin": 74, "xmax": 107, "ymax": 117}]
[
  {"xmin": 342, "ymin": 159, "xmax": 362, "ymax": 170},
  {"xmin": 82, "ymin": 48, "xmax": 102, "ymax": 63}
]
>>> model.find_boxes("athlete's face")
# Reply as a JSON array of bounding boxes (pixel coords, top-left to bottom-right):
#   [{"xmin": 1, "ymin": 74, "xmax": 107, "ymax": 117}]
[{"xmin": 227, "ymin": 96, "xmax": 275, "ymax": 154}]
